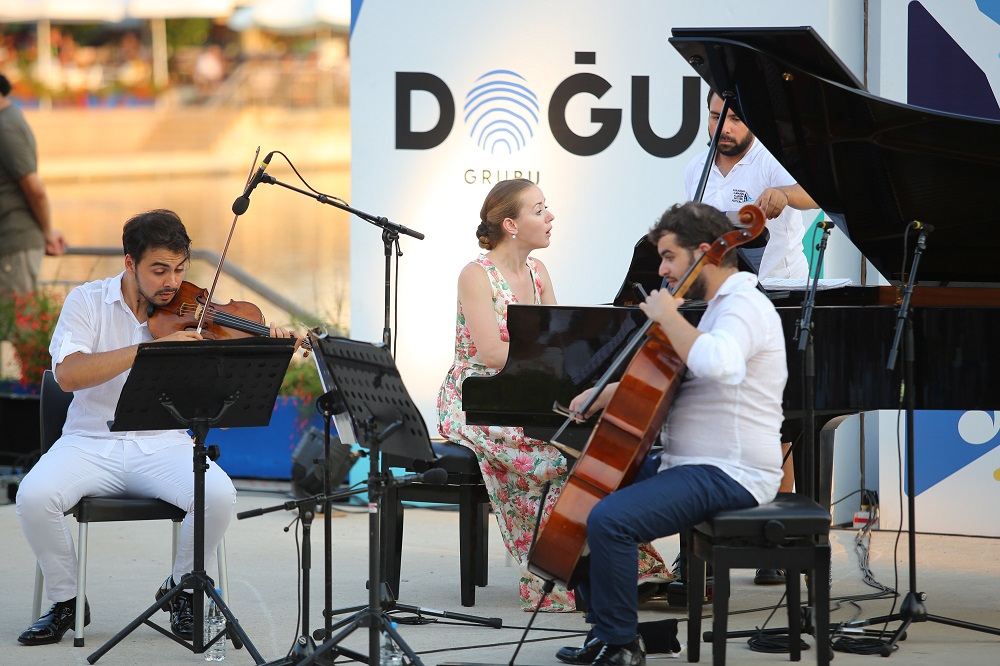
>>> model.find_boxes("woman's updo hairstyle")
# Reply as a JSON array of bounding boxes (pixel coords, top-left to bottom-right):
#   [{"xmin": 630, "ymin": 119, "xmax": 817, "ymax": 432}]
[{"xmin": 476, "ymin": 178, "xmax": 536, "ymax": 250}]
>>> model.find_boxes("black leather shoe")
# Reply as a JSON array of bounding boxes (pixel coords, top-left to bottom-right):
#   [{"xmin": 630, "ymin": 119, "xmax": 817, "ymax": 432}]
[
  {"xmin": 556, "ymin": 631, "xmax": 605, "ymax": 664},
  {"xmin": 18, "ymin": 598, "xmax": 91, "ymax": 645},
  {"xmin": 155, "ymin": 576, "xmax": 194, "ymax": 639},
  {"xmin": 592, "ymin": 637, "xmax": 645, "ymax": 666}
]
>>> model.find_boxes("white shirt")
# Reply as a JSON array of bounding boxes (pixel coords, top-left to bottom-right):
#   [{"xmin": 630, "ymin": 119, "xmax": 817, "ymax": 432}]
[
  {"xmin": 657, "ymin": 272, "xmax": 786, "ymax": 504},
  {"xmin": 685, "ymin": 138, "xmax": 809, "ymax": 280},
  {"xmin": 48, "ymin": 272, "xmax": 192, "ymax": 457}
]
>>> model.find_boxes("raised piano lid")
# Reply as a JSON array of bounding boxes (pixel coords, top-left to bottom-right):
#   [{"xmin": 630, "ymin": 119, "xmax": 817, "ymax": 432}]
[{"xmin": 668, "ymin": 27, "xmax": 1000, "ymax": 289}]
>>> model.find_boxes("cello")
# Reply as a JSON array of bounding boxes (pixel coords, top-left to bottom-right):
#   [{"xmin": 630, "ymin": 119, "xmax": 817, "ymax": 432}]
[{"xmin": 526, "ymin": 203, "xmax": 766, "ymax": 589}]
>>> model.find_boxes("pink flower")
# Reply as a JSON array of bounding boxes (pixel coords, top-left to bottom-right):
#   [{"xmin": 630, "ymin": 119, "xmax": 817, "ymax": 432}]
[
  {"xmin": 514, "ymin": 495, "xmax": 535, "ymax": 518},
  {"xmin": 512, "ymin": 453, "xmax": 534, "ymax": 473}
]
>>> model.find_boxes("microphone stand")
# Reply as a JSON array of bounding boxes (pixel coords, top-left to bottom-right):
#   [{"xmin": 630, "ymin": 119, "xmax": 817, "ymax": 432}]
[
  {"xmin": 795, "ymin": 223, "xmax": 833, "ymax": 506},
  {"xmin": 236, "ymin": 168, "xmax": 428, "ymax": 610},
  {"xmin": 845, "ymin": 224, "xmax": 1000, "ymax": 654},
  {"xmin": 316, "ymin": 390, "xmax": 343, "ymax": 648},
  {"xmin": 237, "ymin": 482, "xmax": 370, "ymax": 666},
  {"xmin": 789, "ymin": 222, "xmax": 830, "ymax": 643},
  {"xmin": 245, "ymin": 173, "xmax": 425, "ymax": 349},
  {"xmin": 237, "ymin": 452, "xmax": 466, "ymax": 666}
]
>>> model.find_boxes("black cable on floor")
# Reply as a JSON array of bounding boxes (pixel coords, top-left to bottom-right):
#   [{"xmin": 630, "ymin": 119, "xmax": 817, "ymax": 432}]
[
  {"xmin": 747, "ymin": 632, "xmax": 811, "ymax": 653},
  {"xmin": 831, "ymin": 634, "xmax": 896, "ymax": 655}
]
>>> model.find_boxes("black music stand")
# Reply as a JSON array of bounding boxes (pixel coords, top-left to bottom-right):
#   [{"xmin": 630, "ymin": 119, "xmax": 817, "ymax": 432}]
[
  {"xmin": 294, "ymin": 335, "xmax": 496, "ymax": 666},
  {"xmin": 87, "ymin": 338, "xmax": 295, "ymax": 665}
]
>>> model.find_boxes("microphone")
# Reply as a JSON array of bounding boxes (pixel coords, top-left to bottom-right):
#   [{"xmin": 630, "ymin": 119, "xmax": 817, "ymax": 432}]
[
  {"xmin": 390, "ymin": 467, "xmax": 449, "ymax": 487},
  {"xmin": 231, "ymin": 151, "xmax": 275, "ymax": 215},
  {"xmin": 236, "ymin": 506, "xmax": 265, "ymax": 520},
  {"xmin": 816, "ymin": 220, "xmax": 836, "ymax": 230},
  {"xmin": 913, "ymin": 221, "xmax": 934, "ymax": 233}
]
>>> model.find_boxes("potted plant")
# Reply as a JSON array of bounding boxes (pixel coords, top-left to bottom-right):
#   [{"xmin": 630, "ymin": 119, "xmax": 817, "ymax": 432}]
[
  {"xmin": 0, "ymin": 289, "xmax": 64, "ymax": 470},
  {"xmin": 0, "ymin": 288, "xmax": 63, "ymax": 393}
]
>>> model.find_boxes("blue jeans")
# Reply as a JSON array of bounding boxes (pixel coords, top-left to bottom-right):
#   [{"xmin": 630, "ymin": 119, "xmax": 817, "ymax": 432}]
[{"xmin": 576, "ymin": 455, "xmax": 757, "ymax": 646}]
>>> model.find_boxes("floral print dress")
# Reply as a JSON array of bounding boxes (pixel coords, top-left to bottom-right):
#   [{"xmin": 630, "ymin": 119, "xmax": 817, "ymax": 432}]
[{"xmin": 437, "ymin": 254, "xmax": 669, "ymax": 611}]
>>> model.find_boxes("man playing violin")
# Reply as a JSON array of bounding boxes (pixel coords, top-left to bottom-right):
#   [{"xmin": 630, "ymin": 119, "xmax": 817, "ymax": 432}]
[
  {"xmin": 16, "ymin": 209, "xmax": 298, "ymax": 646},
  {"xmin": 556, "ymin": 202, "xmax": 787, "ymax": 666}
]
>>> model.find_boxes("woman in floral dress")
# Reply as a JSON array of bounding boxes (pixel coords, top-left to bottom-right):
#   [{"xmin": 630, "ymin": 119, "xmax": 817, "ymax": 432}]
[{"xmin": 437, "ymin": 179, "xmax": 668, "ymax": 611}]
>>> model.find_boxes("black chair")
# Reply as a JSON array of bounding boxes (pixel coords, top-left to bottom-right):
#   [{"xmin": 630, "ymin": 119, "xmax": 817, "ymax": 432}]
[
  {"xmin": 30, "ymin": 369, "xmax": 229, "ymax": 647},
  {"xmin": 382, "ymin": 439, "xmax": 490, "ymax": 606},
  {"xmin": 686, "ymin": 492, "xmax": 831, "ymax": 665}
]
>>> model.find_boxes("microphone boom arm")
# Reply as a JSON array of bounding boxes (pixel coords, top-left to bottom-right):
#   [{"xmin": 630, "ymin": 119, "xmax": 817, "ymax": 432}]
[{"xmin": 254, "ymin": 173, "xmax": 425, "ymax": 241}]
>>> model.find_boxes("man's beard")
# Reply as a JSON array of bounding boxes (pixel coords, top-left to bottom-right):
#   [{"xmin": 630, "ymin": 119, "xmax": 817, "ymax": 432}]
[
  {"xmin": 685, "ymin": 270, "xmax": 708, "ymax": 301},
  {"xmin": 138, "ymin": 281, "xmax": 177, "ymax": 309},
  {"xmin": 717, "ymin": 132, "xmax": 753, "ymax": 157}
]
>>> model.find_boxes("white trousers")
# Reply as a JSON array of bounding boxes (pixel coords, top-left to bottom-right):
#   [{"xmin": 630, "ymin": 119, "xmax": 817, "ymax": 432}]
[{"xmin": 16, "ymin": 440, "xmax": 237, "ymax": 603}]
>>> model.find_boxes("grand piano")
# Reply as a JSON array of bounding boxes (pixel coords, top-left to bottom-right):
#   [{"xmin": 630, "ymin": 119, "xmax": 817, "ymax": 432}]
[{"xmin": 463, "ymin": 27, "xmax": 1000, "ymax": 501}]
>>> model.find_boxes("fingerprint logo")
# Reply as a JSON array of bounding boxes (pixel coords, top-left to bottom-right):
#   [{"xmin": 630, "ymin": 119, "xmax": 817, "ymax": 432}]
[{"xmin": 463, "ymin": 70, "xmax": 540, "ymax": 154}]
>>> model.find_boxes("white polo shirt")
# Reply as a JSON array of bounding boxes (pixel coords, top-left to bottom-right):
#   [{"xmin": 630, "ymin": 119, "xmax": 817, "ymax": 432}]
[
  {"xmin": 657, "ymin": 272, "xmax": 787, "ymax": 504},
  {"xmin": 685, "ymin": 138, "xmax": 809, "ymax": 280},
  {"xmin": 48, "ymin": 272, "xmax": 192, "ymax": 456}
]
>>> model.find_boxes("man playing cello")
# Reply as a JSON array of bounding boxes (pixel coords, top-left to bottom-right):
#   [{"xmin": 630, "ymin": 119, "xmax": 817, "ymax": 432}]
[{"xmin": 555, "ymin": 201, "xmax": 787, "ymax": 666}]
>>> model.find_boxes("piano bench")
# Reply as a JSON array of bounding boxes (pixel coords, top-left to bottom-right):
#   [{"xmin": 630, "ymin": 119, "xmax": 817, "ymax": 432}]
[
  {"xmin": 686, "ymin": 493, "xmax": 832, "ymax": 665},
  {"xmin": 382, "ymin": 439, "xmax": 490, "ymax": 607}
]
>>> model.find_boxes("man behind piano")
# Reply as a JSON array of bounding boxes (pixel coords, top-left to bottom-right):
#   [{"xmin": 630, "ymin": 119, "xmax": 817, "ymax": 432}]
[
  {"xmin": 556, "ymin": 202, "xmax": 786, "ymax": 666},
  {"xmin": 685, "ymin": 89, "xmax": 819, "ymax": 281}
]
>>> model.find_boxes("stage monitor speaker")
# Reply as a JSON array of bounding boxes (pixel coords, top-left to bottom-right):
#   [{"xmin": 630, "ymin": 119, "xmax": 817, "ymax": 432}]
[{"xmin": 290, "ymin": 426, "xmax": 358, "ymax": 499}]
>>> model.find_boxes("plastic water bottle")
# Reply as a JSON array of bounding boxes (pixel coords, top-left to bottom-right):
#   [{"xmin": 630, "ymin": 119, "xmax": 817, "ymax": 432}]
[
  {"xmin": 379, "ymin": 622, "xmax": 403, "ymax": 666},
  {"xmin": 204, "ymin": 589, "xmax": 226, "ymax": 662}
]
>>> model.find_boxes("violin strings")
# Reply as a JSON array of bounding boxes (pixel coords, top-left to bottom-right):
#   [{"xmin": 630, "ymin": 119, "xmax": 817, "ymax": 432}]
[
  {"xmin": 177, "ymin": 302, "xmax": 269, "ymax": 334},
  {"xmin": 176, "ymin": 301, "xmax": 311, "ymax": 349}
]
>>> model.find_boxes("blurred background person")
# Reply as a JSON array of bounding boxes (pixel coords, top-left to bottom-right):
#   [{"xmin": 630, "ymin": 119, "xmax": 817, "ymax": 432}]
[{"xmin": 0, "ymin": 73, "xmax": 67, "ymax": 297}]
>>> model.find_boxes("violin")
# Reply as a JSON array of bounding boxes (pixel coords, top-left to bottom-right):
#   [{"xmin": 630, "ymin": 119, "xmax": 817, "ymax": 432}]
[
  {"xmin": 526, "ymin": 203, "xmax": 766, "ymax": 589},
  {"xmin": 147, "ymin": 281, "xmax": 311, "ymax": 350},
  {"xmin": 142, "ymin": 150, "xmax": 312, "ymax": 352}
]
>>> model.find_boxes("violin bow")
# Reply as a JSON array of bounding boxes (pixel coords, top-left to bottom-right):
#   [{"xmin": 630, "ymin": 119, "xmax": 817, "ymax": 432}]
[{"xmin": 195, "ymin": 147, "xmax": 261, "ymax": 334}]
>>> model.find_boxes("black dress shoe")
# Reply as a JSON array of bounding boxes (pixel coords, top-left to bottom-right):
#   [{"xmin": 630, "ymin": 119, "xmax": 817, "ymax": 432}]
[
  {"xmin": 592, "ymin": 637, "xmax": 645, "ymax": 666},
  {"xmin": 556, "ymin": 631, "xmax": 605, "ymax": 664},
  {"xmin": 18, "ymin": 597, "xmax": 91, "ymax": 645},
  {"xmin": 155, "ymin": 576, "xmax": 194, "ymax": 639}
]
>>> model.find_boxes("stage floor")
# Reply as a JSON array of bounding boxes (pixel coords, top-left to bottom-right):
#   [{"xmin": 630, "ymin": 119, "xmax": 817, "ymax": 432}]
[{"xmin": 3, "ymin": 481, "xmax": 998, "ymax": 665}]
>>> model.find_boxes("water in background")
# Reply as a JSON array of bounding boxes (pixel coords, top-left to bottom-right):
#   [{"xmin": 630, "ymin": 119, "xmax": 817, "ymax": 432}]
[{"xmin": 41, "ymin": 168, "xmax": 351, "ymax": 331}]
